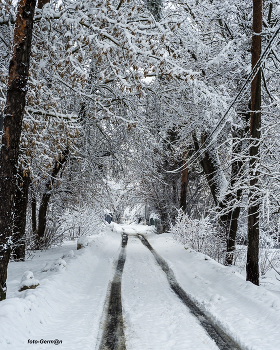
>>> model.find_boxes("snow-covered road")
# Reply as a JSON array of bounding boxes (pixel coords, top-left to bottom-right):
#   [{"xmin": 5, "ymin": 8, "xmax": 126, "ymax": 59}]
[
  {"xmin": 122, "ymin": 234, "xmax": 219, "ymax": 350},
  {"xmin": 1, "ymin": 224, "xmax": 280, "ymax": 350}
]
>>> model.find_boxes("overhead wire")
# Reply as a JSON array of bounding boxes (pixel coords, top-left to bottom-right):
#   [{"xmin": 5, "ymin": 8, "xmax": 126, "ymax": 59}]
[{"xmin": 168, "ymin": 23, "xmax": 280, "ymax": 174}]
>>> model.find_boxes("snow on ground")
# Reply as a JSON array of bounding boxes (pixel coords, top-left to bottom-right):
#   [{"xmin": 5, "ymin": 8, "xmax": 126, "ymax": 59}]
[
  {"xmin": 1, "ymin": 223, "xmax": 280, "ymax": 350},
  {"xmin": 112, "ymin": 222, "xmax": 155, "ymax": 235},
  {"xmin": 122, "ymin": 235, "xmax": 218, "ymax": 350},
  {"xmin": 0, "ymin": 226, "xmax": 121, "ymax": 350},
  {"xmin": 146, "ymin": 230, "xmax": 280, "ymax": 350}
]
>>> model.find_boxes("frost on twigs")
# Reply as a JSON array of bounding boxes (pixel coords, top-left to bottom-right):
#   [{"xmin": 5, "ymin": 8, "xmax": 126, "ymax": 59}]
[
  {"xmin": 18, "ymin": 271, "xmax": 40, "ymax": 292},
  {"xmin": 170, "ymin": 209, "xmax": 226, "ymax": 263}
]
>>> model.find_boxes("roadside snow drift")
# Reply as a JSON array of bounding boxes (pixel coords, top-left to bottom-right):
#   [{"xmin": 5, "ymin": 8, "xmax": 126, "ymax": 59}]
[{"xmin": 0, "ymin": 228, "xmax": 120, "ymax": 350}]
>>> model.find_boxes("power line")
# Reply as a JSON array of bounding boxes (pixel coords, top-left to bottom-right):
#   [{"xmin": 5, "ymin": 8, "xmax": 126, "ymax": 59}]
[{"xmin": 180, "ymin": 24, "xmax": 280, "ymax": 171}]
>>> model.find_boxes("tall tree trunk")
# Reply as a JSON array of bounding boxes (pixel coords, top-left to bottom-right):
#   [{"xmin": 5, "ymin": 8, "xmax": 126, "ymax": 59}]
[
  {"xmin": 0, "ymin": 0, "xmax": 36, "ymax": 301},
  {"xmin": 36, "ymin": 149, "xmax": 69, "ymax": 248},
  {"xmin": 180, "ymin": 152, "xmax": 189, "ymax": 212},
  {"xmin": 225, "ymin": 116, "xmax": 249, "ymax": 265},
  {"xmin": 155, "ymin": 127, "xmax": 181, "ymax": 231},
  {"xmin": 225, "ymin": 207, "xmax": 241, "ymax": 262},
  {"xmin": 31, "ymin": 189, "xmax": 37, "ymax": 235},
  {"xmin": 193, "ymin": 130, "xmax": 244, "ymax": 263},
  {"xmin": 192, "ymin": 132, "xmax": 220, "ymax": 206},
  {"xmin": 12, "ymin": 167, "xmax": 30, "ymax": 261},
  {"xmin": 247, "ymin": 0, "xmax": 262, "ymax": 286}
]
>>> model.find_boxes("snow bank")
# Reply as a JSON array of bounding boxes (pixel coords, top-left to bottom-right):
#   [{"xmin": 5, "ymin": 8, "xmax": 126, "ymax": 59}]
[
  {"xmin": 61, "ymin": 249, "xmax": 75, "ymax": 259},
  {"xmin": 0, "ymin": 229, "xmax": 121, "ymax": 350},
  {"xmin": 149, "ymin": 232, "xmax": 280, "ymax": 350}
]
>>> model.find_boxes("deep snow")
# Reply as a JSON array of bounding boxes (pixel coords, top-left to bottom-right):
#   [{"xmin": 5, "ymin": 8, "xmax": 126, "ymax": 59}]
[
  {"xmin": 1, "ymin": 229, "xmax": 121, "ymax": 349},
  {"xmin": 0, "ymin": 223, "xmax": 280, "ymax": 349},
  {"xmin": 147, "ymin": 231, "xmax": 280, "ymax": 350}
]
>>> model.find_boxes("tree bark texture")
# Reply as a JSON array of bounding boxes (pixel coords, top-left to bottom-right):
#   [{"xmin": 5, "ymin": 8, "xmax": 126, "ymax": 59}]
[
  {"xmin": 247, "ymin": 0, "xmax": 262, "ymax": 286},
  {"xmin": 0, "ymin": 0, "xmax": 36, "ymax": 301},
  {"xmin": 12, "ymin": 168, "xmax": 30, "ymax": 261},
  {"xmin": 31, "ymin": 189, "xmax": 37, "ymax": 234},
  {"xmin": 193, "ymin": 131, "xmax": 244, "ymax": 264},
  {"xmin": 37, "ymin": 0, "xmax": 49, "ymax": 9},
  {"xmin": 225, "ymin": 120, "xmax": 249, "ymax": 265},
  {"xmin": 36, "ymin": 149, "xmax": 69, "ymax": 248},
  {"xmin": 153, "ymin": 127, "xmax": 180, "ymax": 232},
  {"xmin": 192, "ymin": 133, "xmax": 220, "ymax": 206},
  {"xmin": 180, "ymin": 152, "xmax": 189, "ymax": 212}
]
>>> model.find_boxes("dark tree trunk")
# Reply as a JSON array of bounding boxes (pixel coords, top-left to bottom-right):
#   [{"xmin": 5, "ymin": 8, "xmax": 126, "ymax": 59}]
[
  {"xmin": 155, "ymin": 127, "xmax": 181, "ymax": 231},
  {"xmin": 37, "ymin": 0, "xmax": 49, "ymax": 9},
  {"xmin": 171, "ymin": 181, "xmax": 179, "ymax": 224},
  {"xmin": 193, "ymin": 130, "xmax": 244, "ymax": 264},
  {"xmin": 180, "ymin": 152, "xmax": 189, "ymax": 212},
  {"xmin": 12, "ymin": 167, "xmax": 30, "ymax": 261},
  {"xmin": 193, "ymin": 132, "xmax": 231, "ymax": 228},
  {"xmin": 225, "ymin": 206, "xmax": 241, "ymax": 263},
  {"xmin": 36, "ymin": 149, "xmax": 69, "ymax": 248},
  {"xmin": 37, "ymin": 192, "xmax": 51, "ymax": 247},
  {"xmin": 193, "ymin": 133, "xmax": 220, "ymax": 206},
  {"xmin": 31, "ymin": 190, "xmax": 37, "ymax": 234},
  {"xmin": 0, "ymin": 0, "xmax": 36, "ymax": 301},
  {"xmin": 247, "ymin": 0, "xmax": 262, "ymax": 286},
  {"xmin": 224, "ymin": 117, "xmax": 249, "ymax": 265}
]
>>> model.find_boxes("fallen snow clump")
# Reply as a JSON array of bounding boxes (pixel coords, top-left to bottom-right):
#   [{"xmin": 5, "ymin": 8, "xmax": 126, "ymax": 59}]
[
  {"xmin": 41, "ymin": 258, "xmax": 67, "ymax": 272},
  {"xmin": 77, "ymin": 236, "xmax": 91, "ymax": 250},
  {"xmin": 62, "ymin": 249, "xmax": 75, "ymax": 259},
  {"xmin": 18, "ymin": 271, "xmax": 39, "ymax": 292}
]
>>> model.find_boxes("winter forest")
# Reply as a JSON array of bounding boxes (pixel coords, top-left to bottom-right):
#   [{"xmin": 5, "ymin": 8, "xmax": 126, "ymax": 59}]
[{"xmin": 1, "ymin": 0, "xmax": 280, "ymax": 349}]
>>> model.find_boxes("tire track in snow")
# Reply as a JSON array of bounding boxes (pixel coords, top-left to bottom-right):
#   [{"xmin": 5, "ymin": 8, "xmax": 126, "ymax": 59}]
[
  {"xmin": 98, "ymin": 233, "xmax": 128, "ymax": 350},
  {"xmin": 137, "ymin": 234, "xmax": 242, "ymax": 350}
]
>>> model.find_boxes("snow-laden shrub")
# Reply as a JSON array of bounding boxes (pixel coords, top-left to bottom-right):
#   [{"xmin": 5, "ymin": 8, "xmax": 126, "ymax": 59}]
[
  {"xmin": 77, "ymin": 236, "xmax": 91, "ymax": 250},
  {"xmin": 170, "ymin": 210, "xmax": 226, "ymax": 262},
  {"xmin": 54, "ymin": 206, "xmax": 103, "ymax": 241},
  {"xmin": 259, "ymin": 249, "xmax": 280, "ymax": 276},
  {"xmin": 18, "ymin": 271, "xmax": 39, "ymax": 292},
  {"xmin": 50, "ymin": 258, "xmax": 67, "ymax": 272},
  {"xmin": 41, "ymin": 258, "xmax": 67, "ymax": 272},
  {"xmin": 123, "ymin": 204, "xmax": 144, "ymax": 223},
  {"xmin": 26, "ymin": 206, "xmax": 103, "ymax": 252},
  {"xmin": 259, "ymin": 228, "xmax": 279, "ymax": 249}
]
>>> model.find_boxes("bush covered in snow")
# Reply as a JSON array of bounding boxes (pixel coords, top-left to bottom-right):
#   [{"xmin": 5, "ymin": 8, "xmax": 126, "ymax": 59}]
[
  {"xmin": 41, "ymin": 258, "xmax": 67, "ymax": 272},
  {"xmin": 18, "ymin": 271, "xmax": 40, "ymax": 292},
  {"xmin": 259, "ymin": 249, "xmax": 280, "ymax": 276},
  {"xmin": 77, "ymin": 236, "xmax": 91, "ymax": 250},
  {"xmin": 25, "ymin": 206, "xmax": 103, "ymax": 252},
  {"xmin": 50, "ymin": 258, "xmax": 67, "ymax": 272},
  {"xmin": 170, "ymin": 210, "xmax": 226, "ymax": 263}
]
